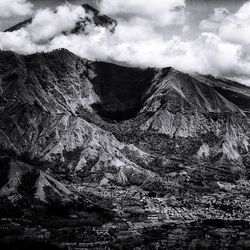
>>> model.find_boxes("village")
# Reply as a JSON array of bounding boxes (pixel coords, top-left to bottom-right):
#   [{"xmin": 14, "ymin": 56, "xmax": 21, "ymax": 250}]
[
  {"xmin": 70, "ymin": 182, "xmax": 250, "ymax": 224},
  {"xmin": 1, "ymin": 182, "xmax": 250, "ymax": 249}
]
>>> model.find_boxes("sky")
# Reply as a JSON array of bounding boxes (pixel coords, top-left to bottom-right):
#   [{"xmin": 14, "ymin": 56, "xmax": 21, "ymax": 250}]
[{"xmin": 0, "ymin": 0, "xmax": 250, "ymax": 85}]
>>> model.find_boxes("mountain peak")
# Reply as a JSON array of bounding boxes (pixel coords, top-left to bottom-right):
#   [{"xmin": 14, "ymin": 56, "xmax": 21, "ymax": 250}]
[{"xmin": 4, "ymin": 3, "xmax": 117, "ymax": 33}]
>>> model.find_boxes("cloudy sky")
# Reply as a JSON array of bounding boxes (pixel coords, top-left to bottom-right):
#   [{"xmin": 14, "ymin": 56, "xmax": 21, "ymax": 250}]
[{"xmin": 0, "ymin": 0, "xmax": 250, "ymax": 85}]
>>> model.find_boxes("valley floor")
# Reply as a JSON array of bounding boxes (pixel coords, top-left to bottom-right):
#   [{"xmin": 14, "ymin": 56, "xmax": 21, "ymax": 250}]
[{"xmin": 1, "ymin": 182, "xmax": 250, "ymax": 249}]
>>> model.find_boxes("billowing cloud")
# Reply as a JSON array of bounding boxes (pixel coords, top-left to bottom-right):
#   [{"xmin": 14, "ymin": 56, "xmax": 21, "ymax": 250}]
[
  {"xmin": 26, "ymin": 5, "xmax": 87, "ymax": 43},
  {"xmin": 0, "ymin": 4, "xmax": 88, "ymax": 52},
  {"xmin": 99, "ymin": 0, "xmax": 186, "ymax": 27},
  {"xmin": 48, "ymin": 24, "xmax": 249, "ymax": 81},
  {"xmin": 219, "ymin": 1, "xmax": 250, "ymax": 45},
  {"xmin": 200, "ymin": 8, "xmax": 230, "ymax": 32},
  {"xmin": 197, "ymin": 1, "xmax": 250, "ymax": 83},
  {"xmin": 0, "ymin": 0, "xmax": 33, "ymax": 18},
  {"xmin": 0, "ymin": 0, "xmax": 250, "ymax": 86},
  {"xmin": 200, "ymin": 2, "xmax": 250, "ymax": 45}
]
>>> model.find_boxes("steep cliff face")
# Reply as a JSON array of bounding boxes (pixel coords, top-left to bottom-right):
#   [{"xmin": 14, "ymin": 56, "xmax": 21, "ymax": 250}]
[
  {"xmin": 0, "ymin": 49, "xmax": 158, "ymax": 191},
  {"xmin": 140, "ymin": 68, "xmax": 249, "ymax": 160},
  {"xmin": 0, "ymin": 48, "xmax": 249, "ymax": 202}
]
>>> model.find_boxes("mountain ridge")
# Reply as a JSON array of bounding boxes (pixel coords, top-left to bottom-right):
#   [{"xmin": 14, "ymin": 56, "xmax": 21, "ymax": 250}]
[
  {"xmin": 0, "ymin": 47, "xmax": 250, "ymax": 249},
  {"xmin": 0, "ymin": 48, "xmax": 249, "ymax": 167}
]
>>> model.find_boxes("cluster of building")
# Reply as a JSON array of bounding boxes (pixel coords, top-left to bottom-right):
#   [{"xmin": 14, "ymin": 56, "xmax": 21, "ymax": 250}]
[{"xmin": 2, "ymin": 181, "xmax": 250, "ymax": 249}]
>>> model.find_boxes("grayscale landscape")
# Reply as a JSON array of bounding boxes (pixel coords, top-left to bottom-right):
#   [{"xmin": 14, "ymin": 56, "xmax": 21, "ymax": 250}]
[{"xmin": 0, "ymin": 1, "xmax": 250, "ymax": 249}]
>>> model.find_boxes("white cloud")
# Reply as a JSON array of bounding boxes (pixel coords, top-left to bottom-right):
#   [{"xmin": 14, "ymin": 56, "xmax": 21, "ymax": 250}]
[
  {"xmin": 26, "ymin": 5, "xmax": 87, "ymax": 43},
  {"xmin": 219, "ymin": 2, "xmax": 250, "ymax": 45},
  {"xmin": 0, "ymin": 4, "xmax": 88, "ymax": 52},
  {"xmin": 0, "ymin": 0, "xmax": 33, "ymax": 18},
  {"xmin": 201, "ymin": 2, "xmax": 250, "ymax": 45},
  {"xmin": 199, "ymin": 8, "xmax": 230, "ymax": 32},
  {"xmin": 211, "ymin": 8, "xmax": 230, "ymax": 22},
  {"xmin": 99, "ymin": 0, "xmax": 186, "ymax": 27},
  {"xmin": 48, "ymin": 27, "xmax": 246, "ymax": 79}
]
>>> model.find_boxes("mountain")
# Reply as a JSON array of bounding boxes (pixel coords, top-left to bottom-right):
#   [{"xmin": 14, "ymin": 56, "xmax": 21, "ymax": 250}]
[
  {"xmin": 4, "ymin": 4, "xmax": 117, "ymax": 33},
  {"xmin": 0, "ymin": 48, "xmax": 250, "ymax": 248},
  {"xmin": 0, "ymin": 47, "xmax": 249, "ymax": 194}
]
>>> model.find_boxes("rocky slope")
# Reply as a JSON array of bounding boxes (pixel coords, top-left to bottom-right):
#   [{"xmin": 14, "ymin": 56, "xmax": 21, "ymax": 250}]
[
  {"xmin": 0, "ymin": 156, "xmax": 71, "ymax": 203},
  {"xmin": 0, "ymin": 48, "xmax": 249, "ymax": 198}
]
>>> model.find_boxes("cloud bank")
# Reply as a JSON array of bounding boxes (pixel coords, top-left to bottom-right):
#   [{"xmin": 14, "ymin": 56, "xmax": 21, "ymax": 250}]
[
  {"xmin": 0, "ymin": 0, "xmax": 250, "ymax": 85},
  {"xmin": 0, "ymin": 4, "xmax": 88, "ymax": 52},
  {"xmin": 0, "ymin": 0, "xmax": 33, "ymax": 18},
  {"xmin": 26, "ymin": 5, "xmax": 87, "ymax": 43},
  {"xmin": 219, "ymin": 1, "xmax": 250, "ymax": 45},
  {"xmin": 99, "ymin": 0, "xmax": 186, "ymax": 26},
  {"xmin": 199, "ymin": 8, "xmax": 230, "ymax": 32}
]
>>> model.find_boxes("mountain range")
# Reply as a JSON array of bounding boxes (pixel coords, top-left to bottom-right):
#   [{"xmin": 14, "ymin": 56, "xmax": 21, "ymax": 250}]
[
  {"xmin": 0, "ymin": 47, "xmax": 249, "ymax": 203},
  {"xmin": 0, "ymin": 3, "xmax": 250, "ymax": 250}
]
